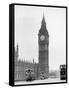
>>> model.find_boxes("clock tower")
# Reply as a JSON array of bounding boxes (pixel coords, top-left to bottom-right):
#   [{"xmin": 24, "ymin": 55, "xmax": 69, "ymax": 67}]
[{"xmin": 38, "ymin": 14, "xmax": 49, "ymax": 79}]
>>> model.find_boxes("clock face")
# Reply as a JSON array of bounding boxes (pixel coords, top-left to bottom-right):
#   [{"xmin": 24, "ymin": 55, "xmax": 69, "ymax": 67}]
[{"xmin": 40, "ymin": 35, "xmax": 45, "ymax": 41}]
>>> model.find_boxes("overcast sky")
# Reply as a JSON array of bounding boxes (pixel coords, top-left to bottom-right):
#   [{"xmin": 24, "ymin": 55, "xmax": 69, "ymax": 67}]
[{"xmin": 15, "ymin": 5, "xmax": 66, "ymax": 70}]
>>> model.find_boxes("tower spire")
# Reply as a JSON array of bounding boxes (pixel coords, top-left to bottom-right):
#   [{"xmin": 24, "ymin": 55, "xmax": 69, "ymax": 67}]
[
  {"xmin": 41, "ymin": 12, "xmax": 46, "ymax": 25},
  {"xmin": 16, "ymin": 43, "xmax": 19, "ymax": 58},
  {"xmin": 43, "ymin": 11, "xmax": 45, "ymax": 19},
  {"xmin": 33, "ymin": 58, "xmax": 34, "ymax": 64}
]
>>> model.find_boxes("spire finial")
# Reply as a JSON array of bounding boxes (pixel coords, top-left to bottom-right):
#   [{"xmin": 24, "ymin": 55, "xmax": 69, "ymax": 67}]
[{"xmin": 43, "ymin": 11, "xmax": 44, "ymax": 19}]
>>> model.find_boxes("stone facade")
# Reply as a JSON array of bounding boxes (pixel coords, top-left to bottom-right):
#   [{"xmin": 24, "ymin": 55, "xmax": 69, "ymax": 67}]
[
  {"xmin": 14, "ymin": 44, "xmax": 38, "ymax": 81},
  {"xmin": 38, "ymin": 14, "xmax": 49, "ymax": 79},
  {"xmin": 14, "ymin": 14, "xmax": 49, "ymax": 81}
]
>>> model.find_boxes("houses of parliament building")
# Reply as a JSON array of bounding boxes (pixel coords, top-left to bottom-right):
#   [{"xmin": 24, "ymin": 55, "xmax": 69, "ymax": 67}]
[{"xmin": 14, "ymin": 14, "xmax": 49, "ymax": 81}]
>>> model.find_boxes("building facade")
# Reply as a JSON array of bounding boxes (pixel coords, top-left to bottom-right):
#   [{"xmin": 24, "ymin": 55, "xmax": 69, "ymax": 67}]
[
  {"xmin": 38, "ymin": 14, "xmax": 49, "ymax": 79},
  {"xmin": 14, "ymin": 44, "xmax": 38, "ymax": 81},
  {"xmin": 14, "ymin": 14, "xmax": 49, "ymax": 81}
]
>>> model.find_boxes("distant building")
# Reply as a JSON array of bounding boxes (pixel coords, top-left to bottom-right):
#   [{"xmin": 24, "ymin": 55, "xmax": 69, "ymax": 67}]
[
  {"xmin": 49, "ymin": 70, "xmax": 60, "ymax": 78},
  {"xmin": 14, "ymin": 44, "xmax": 38, "ymax": 81},
  {"xmin": 14, "ymin": 14, "xmax": 49, "ymax": 81}
]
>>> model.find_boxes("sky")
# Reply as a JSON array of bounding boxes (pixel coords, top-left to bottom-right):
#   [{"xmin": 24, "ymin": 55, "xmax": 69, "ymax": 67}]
[{"xmin": 15, "ymin": 5, "xmax": 66, "ymax": 70}]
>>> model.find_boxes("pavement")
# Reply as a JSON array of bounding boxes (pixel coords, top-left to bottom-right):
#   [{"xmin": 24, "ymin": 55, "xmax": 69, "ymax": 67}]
[{"xmin": 15, "ymin": 78, "xmax": 66, "ymax": 85}]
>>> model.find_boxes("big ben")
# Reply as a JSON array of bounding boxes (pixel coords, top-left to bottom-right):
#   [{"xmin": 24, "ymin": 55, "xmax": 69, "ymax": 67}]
[{"xmin": 38, "ymin": 14, "xmax": 49, "ymax": 79}]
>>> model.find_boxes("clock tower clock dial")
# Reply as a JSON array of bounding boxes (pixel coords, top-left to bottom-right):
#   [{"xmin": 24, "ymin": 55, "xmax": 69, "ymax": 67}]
[
  {"xmin": 40, "ymin": 35, "xmax": 45, "ymax": 41},
  {"xmin": 38, "ymin": 13, "xmax": 49, "ymax": 79}
]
